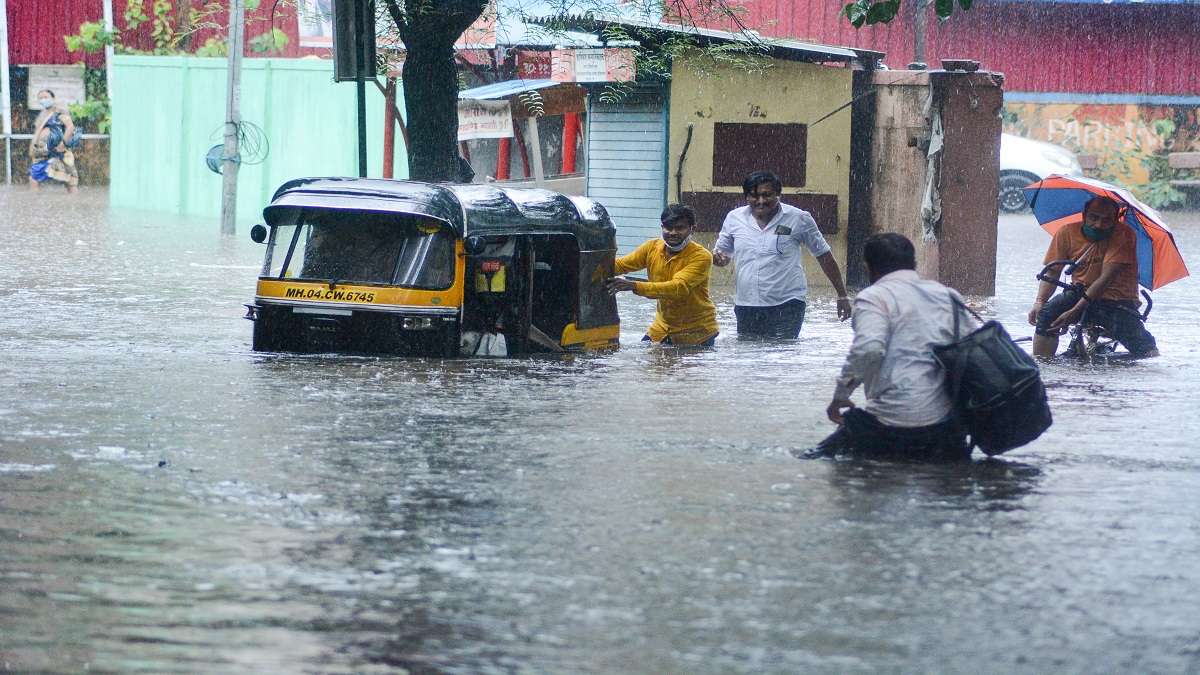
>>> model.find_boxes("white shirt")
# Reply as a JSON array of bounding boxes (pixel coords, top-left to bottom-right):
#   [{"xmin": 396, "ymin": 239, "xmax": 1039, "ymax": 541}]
[
  {"xmin": 714, "ymin": 203, "xmax": 832, "ymax": 307},
  {"xmin": 834, "ymin": 269, "xmax": 976, "ymax": 428}
]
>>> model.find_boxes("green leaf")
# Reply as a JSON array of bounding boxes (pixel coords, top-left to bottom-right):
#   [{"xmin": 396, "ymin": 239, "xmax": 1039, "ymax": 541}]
[
  {"xmin": 958, "ymin": 0, "xmax": 973, "ymax": 10},
  {"xmin": 866, "ymin": 1, "xmax": 899, "ymax": 24},
  {"xmin": 842, "ymin": 1, "xmax": 865, "ymax": 27},
  {"xmin": 935, "ymin": 0, "xmax": 954, "ymax": 18},
  {"xmin": 1152, "ymin": 119, "xmax": 1176, "ymax": 138}
]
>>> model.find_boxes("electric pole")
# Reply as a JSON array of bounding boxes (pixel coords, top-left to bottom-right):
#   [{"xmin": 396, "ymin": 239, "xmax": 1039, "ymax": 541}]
[{"xmin": 220, "ymin": 0, "xmax": 245, "ymax": 236}]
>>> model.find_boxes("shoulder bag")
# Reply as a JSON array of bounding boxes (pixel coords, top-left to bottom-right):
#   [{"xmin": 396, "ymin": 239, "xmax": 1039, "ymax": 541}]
[{"xmin": 932, "ymin": 296, "xmax": 1053, "ymax": 455}]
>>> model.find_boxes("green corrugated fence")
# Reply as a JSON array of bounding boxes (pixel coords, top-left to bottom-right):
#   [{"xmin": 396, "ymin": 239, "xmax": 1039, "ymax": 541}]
[{"xmin": 110, "ymin": 55, "xmax": 408, "ymax": 224}]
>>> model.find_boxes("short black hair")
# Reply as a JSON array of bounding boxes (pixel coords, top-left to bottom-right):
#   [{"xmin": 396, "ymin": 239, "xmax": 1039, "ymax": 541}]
[
  {"xmin": 863, "ymin": 233, "xmax": 916, "ymax": 277},
  {"xmin": 660, "ymin": 203, "xmax": 696, "ymax": 227},
  {"xmin": 742, "ymin": 171, "xmax": 782, "ymax": 196}
]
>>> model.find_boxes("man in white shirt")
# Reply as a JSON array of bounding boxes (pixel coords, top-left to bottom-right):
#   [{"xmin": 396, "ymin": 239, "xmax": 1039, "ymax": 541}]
[
  {"xmin": 712, "ymin": 171, "xmax": 852, "ymax": 339},
  {"xmin": 805, "ymin": 233, "xmax": 974, "ymax": 461}
]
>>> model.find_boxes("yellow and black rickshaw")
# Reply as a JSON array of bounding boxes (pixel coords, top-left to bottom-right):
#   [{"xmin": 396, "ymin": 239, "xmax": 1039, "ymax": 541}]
[{"xmin": 245, "ymin": 178, "xmax": 620, "ymax": 356}]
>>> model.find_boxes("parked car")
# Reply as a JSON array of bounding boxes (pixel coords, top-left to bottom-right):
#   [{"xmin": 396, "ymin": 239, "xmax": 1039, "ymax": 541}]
[{"xmin": 999, "ymin": 133, "xmax": 1083, "ymax": 213}]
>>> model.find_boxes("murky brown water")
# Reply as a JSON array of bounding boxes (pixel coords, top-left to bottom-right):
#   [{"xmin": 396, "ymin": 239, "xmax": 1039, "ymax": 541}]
[{"xmin": 2, "ymin": 186, "xmax": 1199, "ymax": 673}]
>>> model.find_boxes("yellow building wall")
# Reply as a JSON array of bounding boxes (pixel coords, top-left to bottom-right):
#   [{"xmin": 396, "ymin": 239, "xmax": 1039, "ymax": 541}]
[{"xmin": 668, "ymin": 59, "xmax": 853, "ymax": 290}]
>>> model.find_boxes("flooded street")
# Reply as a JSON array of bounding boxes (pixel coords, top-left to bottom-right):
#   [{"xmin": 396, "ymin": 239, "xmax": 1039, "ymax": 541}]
[{"xmin": 3, "ymin": 186, "xmax": 1200, "ymax": 673}]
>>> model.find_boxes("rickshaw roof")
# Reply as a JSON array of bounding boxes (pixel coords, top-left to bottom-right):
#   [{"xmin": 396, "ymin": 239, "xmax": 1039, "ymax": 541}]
[{"xmin": 264, "ymin": 177, "xmax": 616, "ymax": 240}]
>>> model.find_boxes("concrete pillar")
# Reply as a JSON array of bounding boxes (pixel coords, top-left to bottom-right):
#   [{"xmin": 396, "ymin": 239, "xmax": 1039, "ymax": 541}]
[{"xmin": 862, "ymin": 67, "xmax": 1004, "ymax": 296}]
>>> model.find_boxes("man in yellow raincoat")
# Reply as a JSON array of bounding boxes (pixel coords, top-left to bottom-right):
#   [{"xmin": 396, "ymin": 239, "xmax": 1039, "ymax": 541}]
[{"xmin": 606, "ymin": 204, "xmax": 719, "ymax": 346}]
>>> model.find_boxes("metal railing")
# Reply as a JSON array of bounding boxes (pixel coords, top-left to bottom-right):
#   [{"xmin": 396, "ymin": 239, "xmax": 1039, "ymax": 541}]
[{"xmin": 1, "ymin": 133, "xmax": 111, "ymax": 184}]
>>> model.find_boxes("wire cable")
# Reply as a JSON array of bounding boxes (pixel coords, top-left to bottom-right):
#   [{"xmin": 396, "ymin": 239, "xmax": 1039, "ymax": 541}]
[{"xmin": 208, "ymin": 120, "xmax": 270, "ymax": 166}]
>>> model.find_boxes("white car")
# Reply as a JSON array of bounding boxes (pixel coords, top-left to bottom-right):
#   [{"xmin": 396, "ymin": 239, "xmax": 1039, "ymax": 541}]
[{"xmin": 999, "ymin": 133, "xmax": 1083, "ymax": 213}]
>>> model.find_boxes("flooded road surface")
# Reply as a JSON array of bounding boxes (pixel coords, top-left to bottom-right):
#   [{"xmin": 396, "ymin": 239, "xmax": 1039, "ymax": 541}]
[{"xmin": 3, "ymin": 187, "xmax": 1200, "ymax": 673}]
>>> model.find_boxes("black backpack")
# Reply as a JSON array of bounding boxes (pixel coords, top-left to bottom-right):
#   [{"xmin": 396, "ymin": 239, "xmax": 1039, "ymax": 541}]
[{"xmin": 932, "ymin": 297, "xmax": 1053, "ymax": 455}]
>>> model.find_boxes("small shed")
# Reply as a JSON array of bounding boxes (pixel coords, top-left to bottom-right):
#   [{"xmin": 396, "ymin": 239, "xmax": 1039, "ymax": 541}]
[
  {"xmin": 586, "ymin": 84, "xmax": 670, "ymax": 253},
  {"xmin": 458, "ymin": 78, "xmax": 587, "ymax": 192},
  {"xmin": 566, "ymin": 18, "xmax": 873, "ymax": 264}
]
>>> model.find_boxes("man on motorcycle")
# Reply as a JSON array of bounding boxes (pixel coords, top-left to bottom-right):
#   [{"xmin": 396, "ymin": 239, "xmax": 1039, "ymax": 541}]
[{"xmin": 1028, "ymin": 196, "xmax": 1158, "ymax": 358}]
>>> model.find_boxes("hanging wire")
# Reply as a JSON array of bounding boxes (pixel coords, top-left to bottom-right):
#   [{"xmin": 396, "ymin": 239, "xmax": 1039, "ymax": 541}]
[
  {"xmin": 233, "ymin": 121, "xmax": 270, "ymax": 165},
  {"xmin": 208, "ymin": 121, "xmax": 270, "ymax": 166}
]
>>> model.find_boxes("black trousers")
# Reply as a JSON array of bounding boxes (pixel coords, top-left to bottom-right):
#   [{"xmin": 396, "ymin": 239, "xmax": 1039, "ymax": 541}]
[
  {"xmin": 811, "ymin": 408, "xmax": 971, "ymax": 462},
  {"xmin": 734, "ymin": 299, "xmax": 806, "ymax": 339},
  {"xmin": 1035, "ymin": 286, "xmax": 1157, "ymax": 355}
]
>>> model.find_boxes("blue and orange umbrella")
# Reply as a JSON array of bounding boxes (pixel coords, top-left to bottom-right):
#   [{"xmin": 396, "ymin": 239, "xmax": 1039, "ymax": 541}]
[{"xmin": 1023, "ymin": 174, "xmax": 1189, "ymax": 291}]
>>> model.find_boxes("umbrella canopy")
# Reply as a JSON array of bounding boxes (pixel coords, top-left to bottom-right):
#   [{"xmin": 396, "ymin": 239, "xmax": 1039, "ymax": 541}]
[{"xmin": 1023, "ymin": 174, "xmax": 1189, "ymax": 290}]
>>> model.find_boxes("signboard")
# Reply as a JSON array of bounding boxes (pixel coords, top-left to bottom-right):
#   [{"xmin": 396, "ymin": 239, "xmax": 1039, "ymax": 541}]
[
  {"xmin": 573, "ymin": 49, "xmax": 607, "ymax": 82},
  {"xmin": 458, "ymin": 100, "xmax": 513, "ymax": 140},
  {"xmin": 551, "ymin": 48, "xmax": 636, "ymax": 83},
  {"xmin": 331, "ymin": 0, "xmax": 377, "ymax": 81},
  {"xmin": 26, "ymin": 65, "xmax": 85, "ymax": 109},
  {"xmin": 516, "ymin": 50, "xmax": 552, "ymax": 79},
  {"xmin": 301, "ymin": 0, "xmax": 397, "ymax": 51},
  {"xmin": 297, "ymin": 0, "xmax": 333, "ymax": 48}
]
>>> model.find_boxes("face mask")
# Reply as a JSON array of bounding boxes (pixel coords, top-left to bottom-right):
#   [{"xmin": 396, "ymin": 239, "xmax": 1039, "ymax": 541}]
[
  {"xmin": 1082, "ymin": 223, "xmax": 1114, "ymax": 242},
  {"xmin": 663, "ymin": 234, "xmax": 691, "ymax": 253},
  {"xmin": 38, "ymin": 98, "xmax": 53, "ymax": 109}
]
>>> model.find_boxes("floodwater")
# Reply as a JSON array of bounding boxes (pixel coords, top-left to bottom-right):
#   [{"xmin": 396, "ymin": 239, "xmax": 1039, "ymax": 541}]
[{"xmin": 2, "ymin": 186, "xmax": 1199, "ymax": 674}]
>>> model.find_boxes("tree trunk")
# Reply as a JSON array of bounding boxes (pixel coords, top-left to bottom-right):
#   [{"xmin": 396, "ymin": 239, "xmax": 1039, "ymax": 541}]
[
  {"xmin": 387, "ymin": 1, "xmax": 487, "ymax": 182},
  {"xmin": 402, "ymin": 32, "xmax": 462, "ymax": 182}
]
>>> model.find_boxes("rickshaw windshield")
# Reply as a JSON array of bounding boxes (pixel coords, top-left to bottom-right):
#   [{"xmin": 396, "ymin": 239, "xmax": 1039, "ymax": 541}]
[{"xmin": 265, "ymin": 209, "xmax": 456, "ymax": 290}]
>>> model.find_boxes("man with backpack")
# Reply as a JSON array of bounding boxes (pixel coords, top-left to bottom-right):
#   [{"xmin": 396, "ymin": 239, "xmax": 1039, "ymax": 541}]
[{"xmin": 804, "ymin": 233, "xmax": 975, "ymax": 461}]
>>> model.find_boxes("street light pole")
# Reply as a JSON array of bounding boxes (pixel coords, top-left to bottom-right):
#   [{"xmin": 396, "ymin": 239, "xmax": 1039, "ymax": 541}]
[
  {"xmin": 220, "ymin": 0, "xmax": 246, "ymax": 236},
  {"xmin": 102, "ymin": 0, "xmax": 115, "ymax": 111},
  {"xmin": 1, "ymin": 0, "xmax": 12, "ymax": 185},
  {"xmin": 355, "ymin": 0, "xmax": 367, "ymax": 177}
]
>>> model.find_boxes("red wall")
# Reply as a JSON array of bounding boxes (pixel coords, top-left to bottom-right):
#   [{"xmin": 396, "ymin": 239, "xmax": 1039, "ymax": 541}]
[
  {"xmin": 705, "ymin": 1, "xmax": 1200, "ymax": 96},
  {"xmin": 6, "ymin": 0, "xmax": 331, "ymax": 67}
]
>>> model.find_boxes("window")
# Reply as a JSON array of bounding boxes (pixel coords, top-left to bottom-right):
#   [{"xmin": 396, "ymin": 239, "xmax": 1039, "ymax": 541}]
[
  {"xmin": 712, "ymin": 122, "xmax": 808, "ymax": 187},
  {"xmin": 266, "ymin": 210, "xmax": 456, "ymax": 290}
]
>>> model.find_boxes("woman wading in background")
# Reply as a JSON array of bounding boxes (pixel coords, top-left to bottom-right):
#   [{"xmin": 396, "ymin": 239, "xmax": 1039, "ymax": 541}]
[{"xmin": 29, "ymin": 90, "xmax": 80, "ymax": 193}]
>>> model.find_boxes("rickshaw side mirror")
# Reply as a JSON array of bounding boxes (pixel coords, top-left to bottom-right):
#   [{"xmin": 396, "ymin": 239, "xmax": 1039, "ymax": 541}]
[
  {"xmin": 465, "ymin": 235, "xmax": 486, "ymax": 255},
  {"xmin": 250, "ymin": 224, "xmax": 268, "ymax": 244}
]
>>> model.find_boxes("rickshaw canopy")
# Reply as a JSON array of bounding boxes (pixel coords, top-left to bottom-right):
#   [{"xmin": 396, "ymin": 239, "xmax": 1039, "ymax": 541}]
[{"xmin": 263, "ymin": 177, "xmax": 617, "ymax": 251}]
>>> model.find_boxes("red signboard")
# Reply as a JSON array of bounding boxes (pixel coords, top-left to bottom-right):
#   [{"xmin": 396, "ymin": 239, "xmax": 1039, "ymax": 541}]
[{"xmin": 516, "ymin": 50, "xmax": 552, "ymax": 79}]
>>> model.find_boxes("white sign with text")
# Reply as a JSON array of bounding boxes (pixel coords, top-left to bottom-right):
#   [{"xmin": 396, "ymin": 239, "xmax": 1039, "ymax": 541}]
[
  {"xmin": 457, "ymin": 100, "xmax": 513, "ymax": 140},
  {"xmin": 27, "ymin": 65, "xmax": 86, "ymax": 109}
]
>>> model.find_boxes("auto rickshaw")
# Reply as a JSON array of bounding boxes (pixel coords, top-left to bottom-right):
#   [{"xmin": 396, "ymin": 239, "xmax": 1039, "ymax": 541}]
[{"xmin": 244, "ymin": 177, "xmax": 620, "ymax": 356}]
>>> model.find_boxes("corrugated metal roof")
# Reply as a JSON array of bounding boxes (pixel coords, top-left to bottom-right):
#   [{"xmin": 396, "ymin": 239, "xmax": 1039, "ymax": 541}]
[
  {"xmin": 493, "ymin": 13, "xmax": 605, "ymax": 48},
  {"xmin": 730, "ymin": 0, "xmax": 1200, "ymax": 95},
  {"xmin": 528, "ymin": 14, "xmax": 860, "ymax": 62},
  {"xmin": 459, "ymin": 79, "xmax": 562, "ymax": 101},
  {"xmin": 998, "ymin": 0, "xmax": 1200, "ymax": 3}
]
